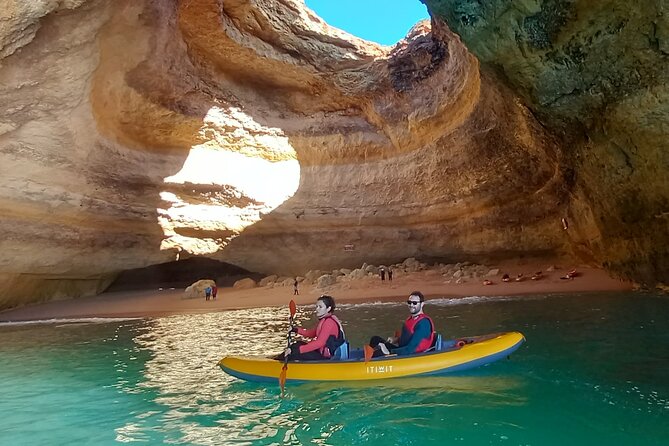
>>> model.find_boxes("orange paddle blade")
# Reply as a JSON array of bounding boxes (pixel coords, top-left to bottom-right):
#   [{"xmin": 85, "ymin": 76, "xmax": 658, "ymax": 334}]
[
  {"xmin": 279, "ymin": 363, "xmax": 287, "ymax": 393},
  {"xmin": 289, "ymin": 300, "xmax": 297, "ymax": 318},
  {"xmin": 364, "ymin": 345, "xmax": 375, "ymax": 363}
]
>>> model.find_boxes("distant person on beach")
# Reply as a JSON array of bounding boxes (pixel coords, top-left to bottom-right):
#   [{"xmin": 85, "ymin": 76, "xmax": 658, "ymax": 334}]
[
  {"xmin": 293, "ymin": 278, "xmax": 299, "ymax": 295},
  {"xmin": 212, "ymin": 285, "xmax": 218, "ymax": 300},
  {"xmin": 277, "ymin": 295, "xmax": 346, "ymax": 361},
  {"xmin": 205, "ymin": 286, "xmax": 212, "ymax": 301},
  {"xmin": 388, "ymin": 268, "xmax": 393, "ymax": 282},
  {"xmin": 380, "ymin": 267, "xmax": 386, "ymax": 281},
  {"xmin": 368, "ymin": 291, "xmax": 435, "ymax": 357}
]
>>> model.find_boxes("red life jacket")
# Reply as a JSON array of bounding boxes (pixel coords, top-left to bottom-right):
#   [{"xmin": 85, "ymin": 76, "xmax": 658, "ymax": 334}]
[
  {"xmin": 403, "ymin": 313, "xmax": 435, "ymax": 353},
  {"xmin": 316, "ymin": 314, "xmax": 346, "ymax": 358}
]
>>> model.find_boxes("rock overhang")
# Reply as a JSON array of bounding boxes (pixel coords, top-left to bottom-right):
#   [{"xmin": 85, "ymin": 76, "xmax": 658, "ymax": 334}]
[{"xmin": 0, "ymin": 0, "xmax": 664, "ymax": 309}]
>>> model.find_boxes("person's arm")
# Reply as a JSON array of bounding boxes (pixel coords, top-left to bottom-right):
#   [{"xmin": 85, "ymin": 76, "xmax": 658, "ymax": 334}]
[
  {"xmin": 297, "ymin": 326, "xmax": 316, "ymax": 338},
  {"xmin": 391, "ymin": 319, "xmax": 432, "ymax": 355},
  {"xmin": 298, "ymin": 319, "xmax": 338, "ymax": 353}
]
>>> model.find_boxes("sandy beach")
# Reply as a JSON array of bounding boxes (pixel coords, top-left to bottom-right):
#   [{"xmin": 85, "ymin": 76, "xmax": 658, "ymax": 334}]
[{"xmin": 0, "ymin": 261, "xmax": 633, "ymax": 322}]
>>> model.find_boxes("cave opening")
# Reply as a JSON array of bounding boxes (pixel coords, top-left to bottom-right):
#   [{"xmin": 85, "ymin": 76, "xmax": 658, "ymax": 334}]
[
  {"xmin": 107, "ymin": 258, "xmax": 263, "ymax": 293},
  {"xmin": 304, "ymin": 0, "xmax": 429, "ymax": 46}
]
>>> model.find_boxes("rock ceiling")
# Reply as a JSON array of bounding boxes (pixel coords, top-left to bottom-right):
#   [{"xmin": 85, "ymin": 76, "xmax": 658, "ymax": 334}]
[{"xmin": 0, "ymin": 0, "xmax": 666, "ymax": 308}]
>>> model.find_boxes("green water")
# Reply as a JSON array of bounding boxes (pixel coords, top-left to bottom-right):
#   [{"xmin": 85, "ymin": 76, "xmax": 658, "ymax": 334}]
[{"xmin": 1, "ymin": 292, "xmax": 668, "ymax": 445}]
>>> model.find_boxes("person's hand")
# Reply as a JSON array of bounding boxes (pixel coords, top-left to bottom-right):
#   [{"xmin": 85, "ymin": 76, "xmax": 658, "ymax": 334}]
[
  {"xmin": 283, "ymin": 347, "xmax": 292, "ymax": 357},
  {"xmin": 386, "ymin": 336, "xmax": 396, "ymax": 344},
  {"xmin": 289, "ymin": 326, "xmax": 298, "ymax": 334}
]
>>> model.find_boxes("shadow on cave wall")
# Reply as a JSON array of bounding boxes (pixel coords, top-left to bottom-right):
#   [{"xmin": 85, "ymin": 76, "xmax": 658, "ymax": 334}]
[{"xmin": 106, "ymin": 257, "xmax": 263, "ymax": 292}]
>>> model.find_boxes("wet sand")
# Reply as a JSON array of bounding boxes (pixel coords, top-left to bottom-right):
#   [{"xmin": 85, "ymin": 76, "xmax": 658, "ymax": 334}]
[{"xmin": 0, "ymin": 262, "xmax": 634, "ymax": 322}]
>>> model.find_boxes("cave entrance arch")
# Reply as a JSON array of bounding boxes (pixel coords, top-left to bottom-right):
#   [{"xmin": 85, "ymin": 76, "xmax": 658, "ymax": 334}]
[{"xmin": 107, "ymin": 258, "xmax": 262, "ymax": 292}]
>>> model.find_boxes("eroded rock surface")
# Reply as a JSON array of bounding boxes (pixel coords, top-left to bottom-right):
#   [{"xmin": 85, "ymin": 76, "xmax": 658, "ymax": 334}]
[
  {"xmin": 424, "ymin": 0, "xmax": 669, "ymax": 283},
  {"xmin": 0, "ymin": 0, "xmax": 662, "ymax": 309}
]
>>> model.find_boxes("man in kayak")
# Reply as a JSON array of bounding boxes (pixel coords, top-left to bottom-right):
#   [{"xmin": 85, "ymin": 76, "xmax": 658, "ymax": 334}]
[
  {"xmin": 278, "ymin": 295, "xmax": 346, "ymax": 361},
  {"xmin": 368, "ymin": 291, "xmax": 435, "ymax": 357}
]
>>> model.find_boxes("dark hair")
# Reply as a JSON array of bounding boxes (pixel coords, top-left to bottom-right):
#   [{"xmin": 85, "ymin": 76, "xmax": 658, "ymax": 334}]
[
  {"xmin": 318, "ymin": 295, "xmax": 336, "ymax": 312},
  {"xmin": 409, "ymin": 291, "xmax": 424, "ymax": 302}
]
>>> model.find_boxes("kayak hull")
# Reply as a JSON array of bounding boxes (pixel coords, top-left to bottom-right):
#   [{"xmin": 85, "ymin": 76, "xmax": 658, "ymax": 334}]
[{"xmin": 218, "ymin": 331, "xmax": 525, "ymax": 383}]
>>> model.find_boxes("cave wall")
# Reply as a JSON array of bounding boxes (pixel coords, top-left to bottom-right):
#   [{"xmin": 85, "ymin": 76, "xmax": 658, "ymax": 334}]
[
  {"xmin": 423, "ymin": 0, "xmax": 669, "ymax": 283},
  {"xmin": 3, "ymin": 0, "xmax": 662, "ymax": 309}
]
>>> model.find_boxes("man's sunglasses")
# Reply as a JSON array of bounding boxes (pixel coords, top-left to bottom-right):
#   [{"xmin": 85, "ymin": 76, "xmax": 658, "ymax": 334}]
[{"xmin": 406, "ymin": 300, "xmax": 422, "ymax": 305}]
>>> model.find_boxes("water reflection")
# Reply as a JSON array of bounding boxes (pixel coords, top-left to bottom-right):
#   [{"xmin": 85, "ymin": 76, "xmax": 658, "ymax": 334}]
[
  {"xmin": 121, "ymin": 308, "xmax": 297, "ymax": 444},
  {"xmin": 120, "ymin": 304, "xmax": 529, "ymax": 444},
  {"xmin": 2, "ymin": 293, "xmax": 669, "ymax": 444}
]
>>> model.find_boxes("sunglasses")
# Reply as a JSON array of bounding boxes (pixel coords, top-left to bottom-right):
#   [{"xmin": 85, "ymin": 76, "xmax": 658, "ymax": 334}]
[{"xmin": 406, "ymin": 300, "xmax": 422, "ymax": 305}]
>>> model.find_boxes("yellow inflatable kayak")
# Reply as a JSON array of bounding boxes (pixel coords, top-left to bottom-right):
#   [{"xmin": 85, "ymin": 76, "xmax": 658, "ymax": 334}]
[{"xmin": 218, "ymin": 332, "xmax": 525, "ymax": 383}]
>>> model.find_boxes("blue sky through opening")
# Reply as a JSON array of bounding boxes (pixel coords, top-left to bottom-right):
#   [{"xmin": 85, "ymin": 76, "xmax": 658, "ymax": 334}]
[{"xmin": 304, "ymin": 0, "xmax": 429, "ymax": 46}]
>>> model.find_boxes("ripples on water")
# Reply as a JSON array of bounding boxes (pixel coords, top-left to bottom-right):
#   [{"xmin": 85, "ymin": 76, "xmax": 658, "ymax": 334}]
[{"xmin": 1, "ymin": 292, "xmax": 668, "ymax": 445}]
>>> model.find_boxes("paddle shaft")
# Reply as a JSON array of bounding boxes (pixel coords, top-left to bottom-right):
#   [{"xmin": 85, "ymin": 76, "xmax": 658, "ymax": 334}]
[
  {"xmin": 279, "ymin": 300, "xmax": 297, "ymax": 394},
  {"xmin": 285, "ymin": 314, "xmax": 295, "ymax": 358}
]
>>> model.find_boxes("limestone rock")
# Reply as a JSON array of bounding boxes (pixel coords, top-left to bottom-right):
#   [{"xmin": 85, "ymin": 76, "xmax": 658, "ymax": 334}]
[
  {"xmin": 0, "ymin": 0, "xmax": 665, "ymax": 309},
  {"xmin": 364, "ymin": 265, "xmax": 379, "ymax": 274},
  {"xmin": 316, "ymin": 274, "xmax": 337, "ymax": 288},
  {"xmin": 259, "ymin": 275, "xmax": 278, "ymax": 287},
  {"xmin": 184, "ymin": 279, "xmax": 216, "ymax": 299},
  {"xmin": 304, "ymin": 270, "xmax": 324, "ymax": 283},
  {"xmin": 425, "ymin": 0, "xmax": 669, "ymax": 284},
  {"xmin": 233, "ymin": 278, "xmax": 257, "ymax": 290},
  {"xmin": 349, "ymin": 268, "xmax": 367, "ymax": 280}
]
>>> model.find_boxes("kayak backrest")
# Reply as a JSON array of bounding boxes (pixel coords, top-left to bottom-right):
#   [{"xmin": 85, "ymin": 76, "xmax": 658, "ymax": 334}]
[
  {"xmin": 424, "ymin": 333, "xmax": 444, "ymax": 352},
  {"xmin": 332, "ymin": 341, "xmax": 349, "ymax": 360},
  {"xmin": 434, "ymin": 333, "xmax": 443, "ymax": 351}
]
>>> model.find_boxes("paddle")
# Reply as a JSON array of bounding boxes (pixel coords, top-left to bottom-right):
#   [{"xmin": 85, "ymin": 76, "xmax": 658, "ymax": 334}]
[{"xmin": 279, "ymin": 299, "xmax": 297, "ymax": 395}]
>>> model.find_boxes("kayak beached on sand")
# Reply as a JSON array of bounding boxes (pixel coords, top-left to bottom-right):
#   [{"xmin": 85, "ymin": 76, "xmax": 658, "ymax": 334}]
[{"xmin": 218, "ymin": 331, "xmax": 525, "ymax": 383}]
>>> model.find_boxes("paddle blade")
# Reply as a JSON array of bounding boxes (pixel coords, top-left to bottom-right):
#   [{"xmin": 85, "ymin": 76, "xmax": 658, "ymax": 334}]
[
  {"xmin": 364, "ymin": 345, "xmax": 374, "ymax": 363},
  {"xmin": 279, "ymin": 363, "xmax": 287, "ymax": 393},
  {"xmin": 289, "ymin": 300, "xmax": 297, "ymax": 318}
]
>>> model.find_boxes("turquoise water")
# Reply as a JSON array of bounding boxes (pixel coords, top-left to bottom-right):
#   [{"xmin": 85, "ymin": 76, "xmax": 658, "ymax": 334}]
[{"xmin": 1, "ymin": 292, "xmax": 668, "ymax": 445}]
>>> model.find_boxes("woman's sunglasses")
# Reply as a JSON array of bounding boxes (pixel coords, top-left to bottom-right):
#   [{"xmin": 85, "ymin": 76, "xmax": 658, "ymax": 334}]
[{"xmin": 406, "ymin": 300, "xmax": 422, "ymax": 305}]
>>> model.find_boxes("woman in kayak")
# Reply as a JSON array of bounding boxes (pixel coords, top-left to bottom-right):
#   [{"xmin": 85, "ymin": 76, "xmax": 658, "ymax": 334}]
[{"xmin": 279, "ymin": 295, "xmax": 346, "ymax": 361}]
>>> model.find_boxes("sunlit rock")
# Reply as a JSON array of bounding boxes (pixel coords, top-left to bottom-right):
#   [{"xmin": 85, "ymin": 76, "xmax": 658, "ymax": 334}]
[
  {"xmin": 0, "ymin": 0, "xmax": 664, "ymax": 309},
  {"xmin": 184, "ymin": 279, "xmax": 216, "ymax": 300}
]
